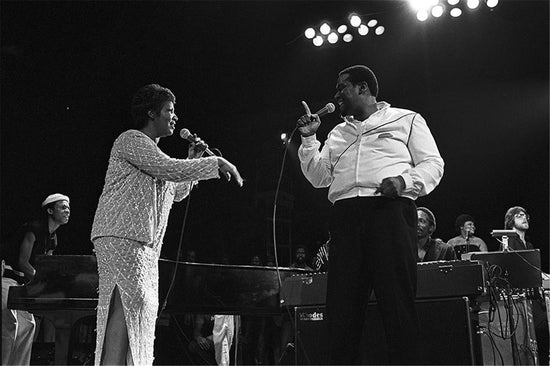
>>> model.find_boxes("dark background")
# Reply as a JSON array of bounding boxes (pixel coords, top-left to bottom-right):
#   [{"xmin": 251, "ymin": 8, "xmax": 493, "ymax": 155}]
[{"xmin": 1, "ymin": 0, "xmax": 548, "ymax": 270}]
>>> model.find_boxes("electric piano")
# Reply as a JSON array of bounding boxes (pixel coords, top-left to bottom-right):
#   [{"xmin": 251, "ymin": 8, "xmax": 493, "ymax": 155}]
[
  {"xmin": 281, "ymin": 259, "xmax": 486, "ymax": 306},
  {"xmin": 7, "ymin": 255, "xmax": 307, "ymax": 364}
]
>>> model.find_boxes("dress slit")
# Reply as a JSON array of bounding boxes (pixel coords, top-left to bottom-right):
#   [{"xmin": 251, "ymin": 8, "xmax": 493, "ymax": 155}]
[
  {"xmin": 94, "ymin": 237, "xmax": 159, "ymax": 366},
  {"xmin": 97, "ymin": 284, "xmax": 134, "ymax": 365}
]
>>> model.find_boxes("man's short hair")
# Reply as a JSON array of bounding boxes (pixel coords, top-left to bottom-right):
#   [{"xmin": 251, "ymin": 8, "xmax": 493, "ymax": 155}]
[
  {"xmin": 417, "ymin": 207, "xmax": 436, "ymax": 232},
  {"xmin": 338, "ymin": 65, "xmax": 379, "ymax": 97},
  {"xmin": 131, "ymin": 84, "xmax": 176, "ymax": 129},
  {"xmin": 455, "ymin": 214, "xmax": 474, "ymax": 232},
  {"xmin": 504, "ymin": 206, "xmax": 528, "ymax": 229}
]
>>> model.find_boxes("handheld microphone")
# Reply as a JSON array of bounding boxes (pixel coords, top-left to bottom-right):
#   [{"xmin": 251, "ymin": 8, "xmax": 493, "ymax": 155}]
[
  {"xmin": 314, "ymin": 102, "xmax": 336, "ymax": 117},
  {"xmin": 179, "ymin": 128, "xmax": 215, "ymax": 156}
]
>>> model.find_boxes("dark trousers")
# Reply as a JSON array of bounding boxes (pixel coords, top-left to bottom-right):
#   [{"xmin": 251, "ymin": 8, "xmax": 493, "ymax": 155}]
[{"xmin": 327, "ymin": 197, "xmax": 419, "ymax": 365}]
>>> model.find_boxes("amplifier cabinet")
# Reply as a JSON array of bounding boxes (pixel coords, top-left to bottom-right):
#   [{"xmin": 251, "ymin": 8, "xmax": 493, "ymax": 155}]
[{"xmin": 294, "ymin": 297, "xmax": 482, "ymax": 365}]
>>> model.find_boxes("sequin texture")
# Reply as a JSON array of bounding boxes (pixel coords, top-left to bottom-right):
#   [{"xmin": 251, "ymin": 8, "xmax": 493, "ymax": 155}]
[{"xmin": 91, "ymin": 129, "xmax": 219, "ymax": 365}]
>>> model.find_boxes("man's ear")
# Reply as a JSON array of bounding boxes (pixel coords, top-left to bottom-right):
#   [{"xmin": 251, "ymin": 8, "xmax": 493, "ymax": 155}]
[
  {"xmin": 359, "ymin": 81, "xmax": 370, "ymax": 94},
  {"xmin": 47, "ymin": 208, "xmax": 53, "ymax": 215},
  {"xmin": 148, "ymin": 110, "xmax": 156, "ymax": 119}
]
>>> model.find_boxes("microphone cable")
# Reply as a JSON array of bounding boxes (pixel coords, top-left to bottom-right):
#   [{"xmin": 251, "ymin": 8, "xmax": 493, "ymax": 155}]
[
  {"xmin": 271, "ymin": 125, "xmax": 313, "ymax": 365},
  {"xmin": 271, "ymin": 125, "xmax": 298, "ymax": 286},
  {"xmin": 158, "ymin": 184, "xmax": 194, "ymax": 320},
  {"xmin": 158, "ymin": 145, "xmax": 222, "ymax": 320}
]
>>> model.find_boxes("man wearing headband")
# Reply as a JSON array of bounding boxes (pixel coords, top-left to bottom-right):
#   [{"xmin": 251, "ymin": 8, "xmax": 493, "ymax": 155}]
[
  {"xmin": 2, "ymin": 193, "xmax": 70, "ymax": 365},
  {"xmin": 416, "ymin": 207, "xmax": 456, "ymax": 262},
  {"xmin": 297, "ymin": 65, "xmax": 444, "ymax": 364}
]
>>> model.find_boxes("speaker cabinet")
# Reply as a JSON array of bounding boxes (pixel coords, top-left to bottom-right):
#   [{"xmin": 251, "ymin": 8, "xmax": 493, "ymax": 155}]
[{"xmin": 294, "ymin": 297, "xmax": 481, "ymax": 365}]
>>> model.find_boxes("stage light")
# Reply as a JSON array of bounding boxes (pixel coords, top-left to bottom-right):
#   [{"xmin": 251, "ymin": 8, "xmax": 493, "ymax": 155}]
[
  {"xmin": 416, "ymin": 9, "xmax": 429, "ymax": 21},
  {"xmin": 350, "ymin": 15, "xmax": 361, "ymax": 27},
  {"xmin": 447, "ymin": 0, "xmax": 459, "ymax": 5},
  {"xmin": 304, "ymin": 28, "xmax": 316, "ymax": 39},
  {"xmin": 367, "ymin": 19, "xmax": 378, "ymax": 27},
  {"xmin": 432, "ymin": 4, "xmax": 444, "ymax": 17},
  {"xmin": 467, "ymin": 0, "xmax": 480, "ymax": 9},
  {"xmin": 313, "ymin": 36, "xmax": 324, "ymax": 46},
  {"xmin": 328, "ymin": 32, "xmax": 338, "ymax": 44},
  {"xmin": 450, "ymin": 7, "xmax": 462, "ymax": 16},
  {"xmin": 375, "ymin": 26, "xmax": 385, "ymax": 35},
  {"xmin": 358, "ymin": 24, "xmax": 369, "ymax": 35},
  {"xmin": 280, "ymin": 133, "xmax": 287, "ymax": 141},
  {"xmin": 486, "ymin": 0, "xmax": 498, "ymax": 8},
  {"xmin": 343, "ymin": 34, "xmax": 353, "ymax": 42},
  {"xmin": 337, "ymin": 25, "xmax": 347, "ymax": 33},
  {"xmin": 320, "ymin": 23, "xmax": 331, "ymax": 35}
]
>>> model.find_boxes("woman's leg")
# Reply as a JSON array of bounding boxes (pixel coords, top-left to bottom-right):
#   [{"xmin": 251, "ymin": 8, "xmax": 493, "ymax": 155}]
[{"xmin": 101, "ymin": 285, "xmax": 129, "ymax": 365}]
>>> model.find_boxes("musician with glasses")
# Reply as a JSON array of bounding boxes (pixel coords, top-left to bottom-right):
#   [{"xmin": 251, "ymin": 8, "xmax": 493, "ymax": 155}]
[
  {"xmin": 502, "ymin": 206, "xmax": 549, "ymax": 364},
  {"xmin": 502, "ymin": 206, "xmax": 532, "ymax": 251}
]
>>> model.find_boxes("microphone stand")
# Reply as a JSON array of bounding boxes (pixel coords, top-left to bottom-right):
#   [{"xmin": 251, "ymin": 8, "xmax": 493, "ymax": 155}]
[{"xmin": 501, "ymin": 235, "xmax": 510, "ymax": 252}]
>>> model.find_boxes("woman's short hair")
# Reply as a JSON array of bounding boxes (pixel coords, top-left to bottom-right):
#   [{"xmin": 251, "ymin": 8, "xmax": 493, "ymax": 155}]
[
  {"xmin": 455, "ymin": 214, "xmax": 474, "ymax": 233},
  {"xmin": 130, "ymin": 84, "xmax": 176, "ymax": 129}
]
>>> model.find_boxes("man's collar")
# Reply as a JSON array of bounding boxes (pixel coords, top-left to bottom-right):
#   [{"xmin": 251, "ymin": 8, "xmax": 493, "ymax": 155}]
[
  {"xmin": 418, "ymin": 236, "xmax": 433, "ymax": 250},
  {"xmin": 341, "ymin": 101, "xmax": 390, "ymax": 123}
]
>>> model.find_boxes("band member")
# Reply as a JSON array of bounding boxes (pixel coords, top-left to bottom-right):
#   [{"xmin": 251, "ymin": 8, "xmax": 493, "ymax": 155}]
[
  {"xmin": 447, "ymin": 214, "xmax": 488, "ymax": 256},
  {"xmin": 91, "ymin": 84, "xmax": 243, "ymax": 365},
  {"xmin": 289, "ymin": 245, "xmax": 313, "ymax": 270},
  {"xmin": 503, "ymin": 206, "xmax": 532, "ymax": 250},
  {"xmin": 2, "ymin": 193, "xmax": 70, "ymax": 365},
  {"xmin": 416, "ymin": 207, "xmax": 456, "ymax": 262},
  {"xmin": 503, "ymin": 206, "xmax": 549, "ymax": 364},
  {"xmin": 297, "ymin": 65, "xmax": 444, "ymax": 364}
]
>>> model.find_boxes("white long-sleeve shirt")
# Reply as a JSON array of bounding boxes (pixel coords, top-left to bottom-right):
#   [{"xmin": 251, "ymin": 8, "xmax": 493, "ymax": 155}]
[{"xmin": 298, "ymin": 102, "xmax": 444, "ymax": 203}]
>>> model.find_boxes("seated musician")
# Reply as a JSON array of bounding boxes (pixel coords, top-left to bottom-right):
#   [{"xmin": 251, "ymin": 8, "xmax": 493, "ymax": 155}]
[
  {"xmin": 289, "ymin": 245, "xmax": 313, "ymax": 271},
  {"xmin": 416, "ymin": 207, "xmax": 456, "ymax": 262},
  {"xmin": 447, "ymin": 214, "xmax": 488, "ymax": 257},
  {"xmin": 503, "ymin": 206, "xmax": 548, "ymax": 365},
  {"xmin": 1, "ymin": 193, "xmax": 70, "ymax": 365},
  {"xmin": 503, "ymin": 206, "xmax": 533, "ymax": 250}
]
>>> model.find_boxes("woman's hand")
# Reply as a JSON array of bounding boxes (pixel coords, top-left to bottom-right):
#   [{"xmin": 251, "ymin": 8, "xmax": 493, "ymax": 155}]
[
  {"xmin": 217, "ymin": 157, "xmax": 244, "ymax": 187},
  {"xmin": 187, "ymin": 134, "xmax": 209, "ymax": 159}
]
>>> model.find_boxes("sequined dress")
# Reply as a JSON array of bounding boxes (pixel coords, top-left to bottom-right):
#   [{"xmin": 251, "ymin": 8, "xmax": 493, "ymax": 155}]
[{"xmin": 91, "ymin": 130, "xmax": 219, "ymax": 365}]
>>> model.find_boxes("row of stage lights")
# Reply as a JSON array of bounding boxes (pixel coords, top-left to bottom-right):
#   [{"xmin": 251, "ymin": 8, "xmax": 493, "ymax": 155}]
[
  {"xmin": 304, "ymin": 15, "xmax": 385, "ymax": 47},
  {"xmin": 304, "ymin": 0, "xmax": 499, "ymax": 47},
  {"xmin": 411, "ymin": 0, "xmax": 499, "ymax": 21}
]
